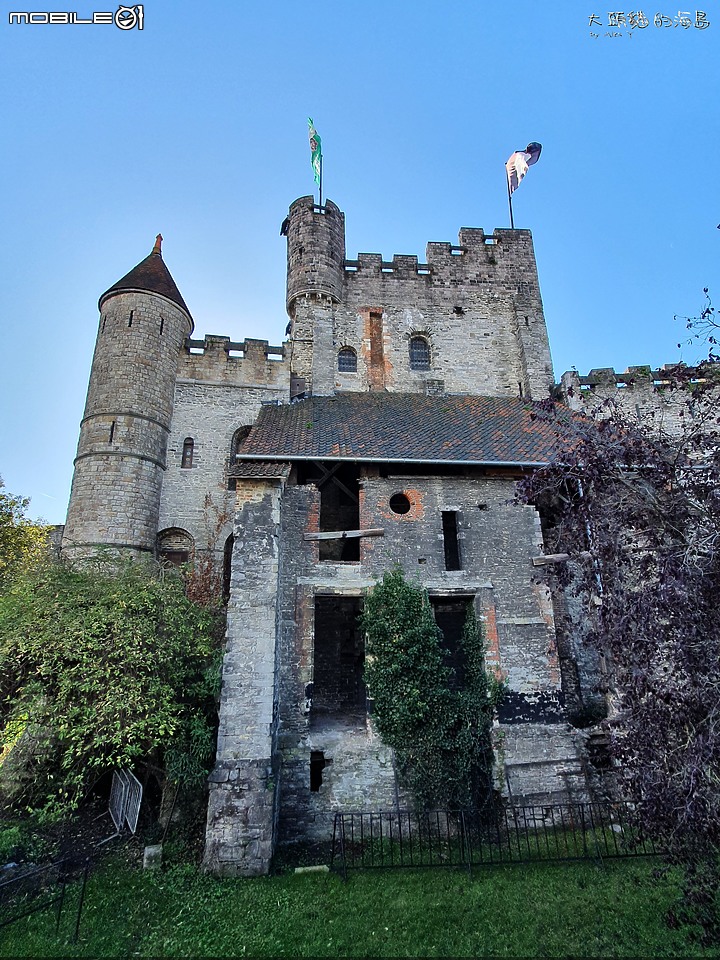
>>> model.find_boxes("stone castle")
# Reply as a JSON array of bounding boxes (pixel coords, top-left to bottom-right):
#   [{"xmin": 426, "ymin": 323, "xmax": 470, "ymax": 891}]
[{"xmin": 61, "ymin": 196, "xmax": 688, "ymax": 876}]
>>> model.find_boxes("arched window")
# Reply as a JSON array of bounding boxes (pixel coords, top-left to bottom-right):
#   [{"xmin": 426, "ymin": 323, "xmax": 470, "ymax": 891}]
[
  {"xmin": 230, "ymin": 426, "xmax": 252, "ymax": 461},
  {"xmin": 181, "ymin": 438, "xmax": 194, "ymax": 469},
  {"xmin": 157, "ymin": 528, "xmax": 194, "ymax": 566},
  {"xmin": 338, "ymin": 347, "xmax": 357, "ymax": 373},
  {"xmin": 228, "ymin": 427, "xmax": 252, "ymax": 489},
  {"xmin": 409, "ymin": 336, "xmax": 431, "ymax": 370}
]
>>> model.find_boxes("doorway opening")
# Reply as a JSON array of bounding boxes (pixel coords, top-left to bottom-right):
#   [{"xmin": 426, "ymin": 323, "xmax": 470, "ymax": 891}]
[{"xmin": 312, "ymin": 596, "xmax": 365, "ymax": 718}]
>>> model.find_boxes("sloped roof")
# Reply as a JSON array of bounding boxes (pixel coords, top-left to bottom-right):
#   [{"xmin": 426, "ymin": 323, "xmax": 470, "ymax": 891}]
[
  {"xmin": 235, "ymin": 393, "xmax": 572, "ymax": 466},
  {"xmin": 228, "ymin": 460, "xmax": 291, "ymax": 480},
  {"xmin": 100, "ymin": 247, "xmax": 192, "ymax": 318}
]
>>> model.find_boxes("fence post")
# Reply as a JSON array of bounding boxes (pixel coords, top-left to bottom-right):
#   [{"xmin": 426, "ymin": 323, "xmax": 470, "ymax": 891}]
[
  {"xmin": 55, "ymin": 875, "xmax": 66, "ymax": 933},
  {"xmin": 72, "ymin": 860, "xmax": 90, "ymax": 944},
  {"xmin": 460, "ymin": 811, "xmax": 472, "ymax": 878},
  {"xmin": 337, "ymin": 815, "xmax": 348, "ymax": 883}
]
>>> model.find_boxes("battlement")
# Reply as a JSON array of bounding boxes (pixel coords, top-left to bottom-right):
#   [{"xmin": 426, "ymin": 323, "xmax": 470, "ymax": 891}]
[
  {"xmin": 560, "ymin": 363, "xmax": 703, "ymax": 393},
  {"xmin": 185, "ymin": 335, "xmax": 285, "ymax": 360},
  {"xmin": 558, "ymin": 363, "xmax": 716, "ymax": 438},
  {"xmin": 339, "ymin": 229, "xmax": 534, "ymax": 282},
  {"xmin": 180, "ymin": 335, "xmax": 289, "ymax": 387},
  {"xmin": 285, "ymin": 196, "xmax": 541, "ymax": 315}
]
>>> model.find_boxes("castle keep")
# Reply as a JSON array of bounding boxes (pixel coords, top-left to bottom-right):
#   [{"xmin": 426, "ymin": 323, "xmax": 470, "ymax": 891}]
[{"xmin": 63, "ymin": 196, "xmax": 672, "ymax": 876}]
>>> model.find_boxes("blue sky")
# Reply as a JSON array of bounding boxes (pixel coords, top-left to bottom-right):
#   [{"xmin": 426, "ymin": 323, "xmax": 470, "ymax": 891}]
[{"xmin": 1, "ymin": 0, "xmax": 717, "ymax": 523}]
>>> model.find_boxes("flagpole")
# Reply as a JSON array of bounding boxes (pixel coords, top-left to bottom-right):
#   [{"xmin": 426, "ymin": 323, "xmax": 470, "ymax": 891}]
[
  {"xmin": 319, "ymin": 155, "xmax": 323, "ymax": 209},
  {"xmin": 506, "ymin": 174, "xmax": 515, "ymax": 230}
]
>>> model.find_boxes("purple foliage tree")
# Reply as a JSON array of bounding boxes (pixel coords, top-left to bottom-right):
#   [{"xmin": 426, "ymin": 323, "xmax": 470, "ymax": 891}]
[{"xmin": 518, "ymin": 362, "xmax": 720, "ymax": 939}]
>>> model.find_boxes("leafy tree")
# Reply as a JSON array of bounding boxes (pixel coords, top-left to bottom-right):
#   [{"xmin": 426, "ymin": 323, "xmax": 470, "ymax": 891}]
[
  {"xmin": 0, "ymin": 560, "xmax": 222, "ymax": 815},
  {"xmin": 0, "ymin": 476, "xmax": 49, "ymax": 587},
  {"xmin": 361, "ymin": 568, "xmax": 500, "ymax": 810},
  {"xmin": 518, "ymin": 366, "xmax": 720, "ymax": 940}
]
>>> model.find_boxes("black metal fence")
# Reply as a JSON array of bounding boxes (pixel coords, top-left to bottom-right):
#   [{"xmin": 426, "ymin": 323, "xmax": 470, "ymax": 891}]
[
  {"xmin": 330, "ymin": 802, "xmax": 661, "ymax": 878},
  {"xmin": 0, "ymin": 857, "xmax": 90, "ymax": 944}
]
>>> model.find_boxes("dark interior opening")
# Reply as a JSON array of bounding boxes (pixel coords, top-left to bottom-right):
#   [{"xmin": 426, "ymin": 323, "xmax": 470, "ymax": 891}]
[
  {"xmin": 313, "ymin": 596, "xmax": 365, "ymax": 716},
  {"xmin": 297, "ymin": 462, "xmax": 360, "ymax": 561},
  {"xmin": 442, "ymin": 511, "xmax": 462, "ymax": 570},
  {"xmin": 160, "ymin": 550, "xmax": 189, "ymax": 567},
  {"xmin": 431, "ymin": 597, "xmax": 474, "ymax": 689},
  {"xmin": 310, "ymin": 751, "xmax": 332, "ymax": 791},
  {"xmin": 222, "ymin": 534, "xmax": 234, "ymax": 602},
  {"xmin": 390, "ymin": 493, "xmax": 411, "ymax": 514}
]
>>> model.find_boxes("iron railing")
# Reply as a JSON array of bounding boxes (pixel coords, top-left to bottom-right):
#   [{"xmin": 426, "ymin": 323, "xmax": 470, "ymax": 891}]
[
  {"xmin": 0, "ymin": 857, "xmax": 90, "ymax": 943},
  {"xmin": 330, "ymin": 802, "xmax": 660, "ymax": 878}
]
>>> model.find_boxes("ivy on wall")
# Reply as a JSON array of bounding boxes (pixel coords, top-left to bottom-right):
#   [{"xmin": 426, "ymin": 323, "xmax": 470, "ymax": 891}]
[{"xmin": 361, "ymin": 568, "xmax": 502, "ymax": 810}]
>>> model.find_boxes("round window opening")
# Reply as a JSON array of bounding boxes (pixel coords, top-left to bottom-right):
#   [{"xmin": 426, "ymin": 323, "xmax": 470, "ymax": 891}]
[{"xmin": 389, "ymin": 493, "xmax": 411, "ymax": 515}]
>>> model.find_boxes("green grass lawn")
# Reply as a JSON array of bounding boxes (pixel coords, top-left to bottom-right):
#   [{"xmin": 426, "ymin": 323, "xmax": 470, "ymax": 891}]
[{"xmin": 1, "ymin": 857, "xmax": 716, "ymax": 958}]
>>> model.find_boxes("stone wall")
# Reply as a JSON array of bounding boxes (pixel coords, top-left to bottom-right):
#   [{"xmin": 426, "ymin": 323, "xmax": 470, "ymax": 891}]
[
  {"xmin": 558, "ymin": 364, "xmax": 718, "ymax": 438},
  {"xmin": 257, "ymin": 467, "xmax": 587, "ymax": 853},
  {"xmin": 285, "ymin": 197, "xmax": 554, "ymax": 401},
  {"xmin": 203, "ymin": 478, "xmax": 283, "ymax": 877},
  {"xmin": 158, "ymin": 335, "xmax": 290, "ymax": 566}
]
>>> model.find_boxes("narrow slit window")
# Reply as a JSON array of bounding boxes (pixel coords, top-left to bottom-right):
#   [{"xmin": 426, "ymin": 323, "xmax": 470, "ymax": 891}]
[
  {"xmin": 223, "ymin": 534, "xmax": 234, "ymax": 601},
  {"xmin": 160, "ymin": 318, "xmax": 164, "ymax": 334},
  {"xmin": 181, "ymin": 437, "xmax": 194, "ymax": 469},
  {"xmin": 128, "ymin": 310, "xmax": 134, "ymax": 328},
  {"xmin": 109, "ymin": 420, "xmax": 116, "ymax": 444},
  {"xmin": 442, "ymin": 511, "xmax": 462, "ymax": 570}
]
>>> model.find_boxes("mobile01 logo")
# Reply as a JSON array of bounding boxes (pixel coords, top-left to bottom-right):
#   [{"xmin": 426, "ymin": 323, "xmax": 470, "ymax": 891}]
[{"xmin": 9, "ymin": 5, "xmax": 144, "ymax": 28}]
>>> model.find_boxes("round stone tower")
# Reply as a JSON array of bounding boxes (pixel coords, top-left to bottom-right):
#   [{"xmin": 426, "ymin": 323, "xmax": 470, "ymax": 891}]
[
  {"xmin": 285, "ymin": 197, "xmax": 345, "ymax": 397},
  {"xmin": 62, "ymin": 236, "xmax": 193, "ymax": 560},
  {"xmin": 285, "ymin": 196, "xmax": 345, "ymax": 310}
]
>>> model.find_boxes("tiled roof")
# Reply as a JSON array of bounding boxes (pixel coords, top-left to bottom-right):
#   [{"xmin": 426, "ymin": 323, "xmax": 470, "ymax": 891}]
[
  {"xmin": 228, "ymin": 460, "xmax": 291, "ymax": 479},
  {"xmin": 100, "ymin": 250, "xmax": 192, "ymax": 318},
  {"xmin": 235, "ymin": 394, "xmax": 572, "ymax": 466}
]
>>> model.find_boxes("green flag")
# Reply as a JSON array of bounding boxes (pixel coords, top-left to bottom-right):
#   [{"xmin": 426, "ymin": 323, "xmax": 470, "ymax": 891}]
[{"xmin": 308, "ymin": 117, "xmax": 322, "ymax": 186}]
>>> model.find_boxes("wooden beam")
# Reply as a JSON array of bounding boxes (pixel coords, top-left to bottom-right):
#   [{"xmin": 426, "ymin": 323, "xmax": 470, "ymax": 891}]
[
  {"xmin": 311, "ymin": 460, "xmax": 359, "ymax": 504},
  {"xmin": 304, "ymin": 528, "xmax": 385, "ymax": 541},
  {"xmin": 531, "ymin": 553, "xmax": 570, "ymax": 567}
]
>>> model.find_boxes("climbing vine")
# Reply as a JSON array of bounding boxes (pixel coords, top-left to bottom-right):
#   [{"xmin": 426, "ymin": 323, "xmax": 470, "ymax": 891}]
[{"xmin": 361, "ymin": 568, "xmax": 502, "ymax": 810}]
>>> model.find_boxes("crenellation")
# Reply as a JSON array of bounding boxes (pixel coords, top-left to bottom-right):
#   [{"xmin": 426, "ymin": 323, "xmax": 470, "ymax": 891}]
[
  {"xmin": 391, "ymin": 254, "xmax": 419, "ymax": 275},
  {"xmin": 354, "ymin": 252, "xmax": 383, "ymax": 272},
  {"xmin": 179, "ymin": 335, "xmax": 290, "ymax": 387},
  {"xmin": 567, "ymin": 364, "xmax": 693, "ymax": 389},
  {"xmin": 558, "ymin": 363, "xmax": 718, "ymax": 438}
]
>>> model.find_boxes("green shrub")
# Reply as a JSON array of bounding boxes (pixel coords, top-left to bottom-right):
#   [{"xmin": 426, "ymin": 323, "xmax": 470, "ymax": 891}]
[
  {"xmin": 361, "ymin": 568, "xmax": 502, "ymax": 809},
  {"xmin": 0, "ymin": 560, "xmax": 222, "ymax": 814}
]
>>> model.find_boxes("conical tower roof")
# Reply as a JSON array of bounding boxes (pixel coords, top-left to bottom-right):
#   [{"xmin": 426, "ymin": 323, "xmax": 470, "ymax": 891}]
[{"xmin": 99, "ymin": 235, "xmax": 192, "ymax": 320}]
